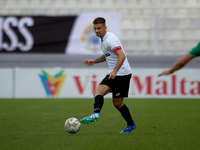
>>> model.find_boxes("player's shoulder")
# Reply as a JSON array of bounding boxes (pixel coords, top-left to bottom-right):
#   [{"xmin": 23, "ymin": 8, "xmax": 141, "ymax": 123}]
[
  {"xmin": 106, "ymin": 32, "xmax": 117, "ymax": 38},
  {"xmin": 105, "ymin": 32, "xmax": 118, "ymax": 41}
]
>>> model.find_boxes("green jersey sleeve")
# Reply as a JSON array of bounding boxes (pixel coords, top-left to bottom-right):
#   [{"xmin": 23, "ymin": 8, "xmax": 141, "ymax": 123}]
[{"xmin": 188, "ymin": 42, "xmax": 200, "ymax": 58}]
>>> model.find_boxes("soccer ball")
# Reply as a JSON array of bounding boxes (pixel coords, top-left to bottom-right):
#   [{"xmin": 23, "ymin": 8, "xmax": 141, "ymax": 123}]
[{"xmin": 64, "ymin": 117, "xmax": 81, "ymax": 134}]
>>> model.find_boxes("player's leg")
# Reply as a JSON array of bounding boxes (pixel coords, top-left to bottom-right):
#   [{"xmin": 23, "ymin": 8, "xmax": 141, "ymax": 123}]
[
  {"xmin": 113, "ymin": 97, "xmax": 133, "ymax": 124},
  {"xmin": 113, "ymin": 97, "xmax": 136, "ymax": 133},
  {"xmin": 93, "ymin": 84, "xmax": 110, "ymax": 112},
  {"xmin": 112, "ymin": 74, "xmax": 136, "ymax": 133},
  {"xmin": 80, "ymin": 84, "xmax": 110, "ymax": 124}
]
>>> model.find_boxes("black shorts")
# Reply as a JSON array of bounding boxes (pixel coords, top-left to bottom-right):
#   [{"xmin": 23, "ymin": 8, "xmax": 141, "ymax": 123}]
[{"xmin": 100, "ymin": 74, "xmax": 132, "ymax": 98}]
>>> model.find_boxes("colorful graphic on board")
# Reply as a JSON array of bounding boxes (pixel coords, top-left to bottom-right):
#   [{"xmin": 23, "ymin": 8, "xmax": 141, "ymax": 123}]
[{"xmin": 39, "ymin": 70, "xmax": 67, "ymax": 98}]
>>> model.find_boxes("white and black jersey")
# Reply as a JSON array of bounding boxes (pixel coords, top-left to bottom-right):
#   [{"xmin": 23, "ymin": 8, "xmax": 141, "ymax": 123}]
[{"xmin": 100, "ymin": 32, "xmax": 132, "ymax": 76}]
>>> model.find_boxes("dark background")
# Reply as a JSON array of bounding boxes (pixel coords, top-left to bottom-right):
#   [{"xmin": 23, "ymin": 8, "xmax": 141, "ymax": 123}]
[{"xmin": 0, "ymin": 16, "xmax": 76, "ymax": 53}]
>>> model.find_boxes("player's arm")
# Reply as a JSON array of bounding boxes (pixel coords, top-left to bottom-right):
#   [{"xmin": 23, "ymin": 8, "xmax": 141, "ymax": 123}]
[
  {"xmin": 94, "ymin": 54, "xmax": 106, "ymax": 63},
  {"xmin": 108, "ymin": 47, "xmax": 126, "ymax": 79},
  {"xmin": 158, "ymin": 54, "xmax": 193, "ymax": 76},
  {"xmin": 83, "ymin": 54, "xmax": 106, "ymax": 67}
]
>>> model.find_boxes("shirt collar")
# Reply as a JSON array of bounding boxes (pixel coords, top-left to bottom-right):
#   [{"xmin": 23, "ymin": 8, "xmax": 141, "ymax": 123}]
[{"xmin": 101, "ymin": 32, "xmax": 108, "ymax": 42}]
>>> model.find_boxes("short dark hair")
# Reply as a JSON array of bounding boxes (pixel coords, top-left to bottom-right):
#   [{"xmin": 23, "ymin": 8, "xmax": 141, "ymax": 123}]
[{"xmin": 93, "ymin": 17, "xmax": 106, "ymax": 25}]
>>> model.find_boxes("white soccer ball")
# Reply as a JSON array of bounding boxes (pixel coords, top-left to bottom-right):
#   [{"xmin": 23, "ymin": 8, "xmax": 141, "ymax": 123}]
[{"xmin": 64, "ymin": 117, "xmax": 81, "ymax": 134}]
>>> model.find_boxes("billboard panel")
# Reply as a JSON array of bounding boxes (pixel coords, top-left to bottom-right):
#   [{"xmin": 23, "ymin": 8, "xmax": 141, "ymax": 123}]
[
  {"xmin": 0, "ymin": 69, "xmax": 13, "ymax": 98},
  {"xmin": 0, "ymin": 16, "xmax": 76, "ymax": 53},
  {"xmin": 14, "ymin": 68, "xmax": 200, "ymax": 98}
]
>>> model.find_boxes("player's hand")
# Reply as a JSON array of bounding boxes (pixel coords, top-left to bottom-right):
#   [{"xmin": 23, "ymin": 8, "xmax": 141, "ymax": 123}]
[
  {"xmin": 107, "ymin": 71, "xmax": 117, "ymax": 79},
  {"xmin": 158, "ymin": 70, "xmax": 171, "ymax": 77},
  {"xmin": 83, "ymin": 59, "xmax": 95, "ymax": 67}
]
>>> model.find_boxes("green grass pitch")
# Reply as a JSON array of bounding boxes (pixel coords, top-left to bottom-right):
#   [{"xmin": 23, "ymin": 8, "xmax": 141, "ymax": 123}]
[{"xmin": 0, "ymin": 98, "xmax": 200, "ymax": 150}]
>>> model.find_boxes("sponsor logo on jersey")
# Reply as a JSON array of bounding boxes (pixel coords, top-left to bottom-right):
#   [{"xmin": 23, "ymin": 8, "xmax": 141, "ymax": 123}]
[{"xmin": 105, "ymin": 53, "xmax": 110, "ymax": 57}]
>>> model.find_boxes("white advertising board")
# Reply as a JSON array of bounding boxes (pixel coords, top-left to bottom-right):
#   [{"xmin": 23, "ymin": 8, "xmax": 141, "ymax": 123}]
[
  {"xmin": 130, "ymin": 68, "xmax": 200, "ymax": 98},
  {"xmin": 14, "ymin": 68, "xmax": 200, "ymax": 98},
  {"xmin": 15, "ymin": 68, "xmax": 107, "ymax": 98},
  {"xmin": 0, "ymin": 69, "xmax": 13, "ymax": 98}
]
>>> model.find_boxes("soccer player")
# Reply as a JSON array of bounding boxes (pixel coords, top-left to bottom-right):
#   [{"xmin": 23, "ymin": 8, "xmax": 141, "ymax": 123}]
[
  {"xmin": 158, "ymin": 42, "xmax": 200, "ymax": 76},
  {"xmin": 80, "ymin": 17, "xmax": 136, "ymax": 133}
]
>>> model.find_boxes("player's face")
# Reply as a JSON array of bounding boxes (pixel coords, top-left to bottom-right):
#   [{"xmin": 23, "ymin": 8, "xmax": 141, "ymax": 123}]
[{"xmin": 93, "ymin": 23, "xmax": 107, "ymax": 39}]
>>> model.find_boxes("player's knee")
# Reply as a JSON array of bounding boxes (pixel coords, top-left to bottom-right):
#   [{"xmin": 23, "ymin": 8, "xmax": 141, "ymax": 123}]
[
  {"xmin": 93, "ymin": 90, "xmax": 100, "ymax": 97},
  {"xmin": 113, "ymin": 100, "xmax": 123, "ymax": 109}
]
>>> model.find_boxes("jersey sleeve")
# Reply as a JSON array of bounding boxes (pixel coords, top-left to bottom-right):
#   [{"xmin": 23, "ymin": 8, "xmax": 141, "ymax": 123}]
[
  {"xmin": 188, "ymin": 42, "xmax": 200, "ymax": 58},
  {"xmin": 107, "ymin": 38, "xmax": 122, "ymax": 54}
]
